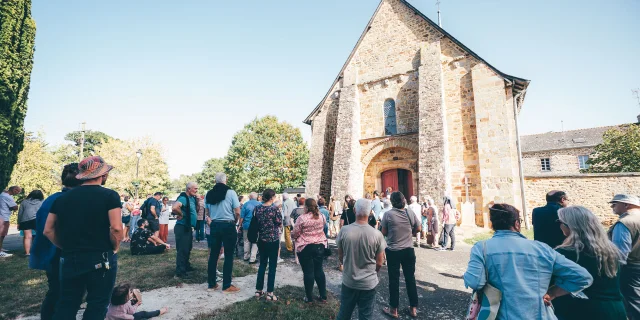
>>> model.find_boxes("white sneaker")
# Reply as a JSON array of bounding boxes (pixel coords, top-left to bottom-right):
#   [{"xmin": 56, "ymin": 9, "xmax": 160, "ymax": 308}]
[
  {"xmin": 1, "ymin": 248, "xmax": 8, "ymax": 252},
  {"xmin": 277, "ymin": 258, "xmax": 284, "ymax": 264},
  {"xmin": 0, "ymin": 251, "xmax": 13, "ymax": 258},
  {"xmin": 216, "ymin": 269, "xmax": 223, "ymax": 277}
]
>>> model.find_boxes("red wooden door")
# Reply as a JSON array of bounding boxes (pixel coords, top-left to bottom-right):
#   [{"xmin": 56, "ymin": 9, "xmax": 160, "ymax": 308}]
[
  {"xmin": 381, "ymin": 169, "xmax": 399, "ymax": 195},
  {"xmin": 406, "ymin": 170, "xmax": 414, "ymax": 197}
]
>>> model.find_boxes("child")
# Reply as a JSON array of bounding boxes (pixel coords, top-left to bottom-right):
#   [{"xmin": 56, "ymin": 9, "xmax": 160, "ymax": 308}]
[{"xmin": 106, "ymin": 283, "xmax": 168, "ymax": 320}]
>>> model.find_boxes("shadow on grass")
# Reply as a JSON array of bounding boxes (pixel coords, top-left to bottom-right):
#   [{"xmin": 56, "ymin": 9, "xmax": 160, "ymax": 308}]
[
  {"xmin": 193, "ymin": 285, "xmax": 339, "ymax": 320},
  {"xmin": 0, "ymin": 248, "xmax": 256, "ymax": 319}
]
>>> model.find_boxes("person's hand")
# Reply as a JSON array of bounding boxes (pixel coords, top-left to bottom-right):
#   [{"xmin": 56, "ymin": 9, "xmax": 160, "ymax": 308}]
[
  {"xmin": 165, "ymin": 244, "xmax": 171, "ymax": 249},
  {"xmin": 543, "ymin": 293, "xmax": 553, "ymax": 306},
  {"xmin": 205, "ymin": 216, "xmax": 212, "ymax": 225},
  {"xmin": 136, "ymin": 300, "xmax": 142, "ymax": 306}
]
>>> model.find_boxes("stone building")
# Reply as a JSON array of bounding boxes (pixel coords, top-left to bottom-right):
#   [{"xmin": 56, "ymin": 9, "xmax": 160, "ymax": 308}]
[
  {"xmin": 304, "ymin": 0, "xmax": 530, "ymax": 226},
  {"xmin": 521, "ymin": 126, "xmax": 619, "ymax": 175}
]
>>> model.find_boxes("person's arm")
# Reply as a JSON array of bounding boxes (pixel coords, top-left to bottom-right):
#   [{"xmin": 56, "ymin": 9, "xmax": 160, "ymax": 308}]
[
  {"xmin": 381, "ymin": 215, "xmax": 388, "ymax": 236},
  {"xmin": 338, "ymin": 246, "xmax": 344, "ymax": 266},
  {"xmin": 231, "ymin": 191, "xmax": 241, "ymax": 222},
  {"xmin": 149, "ymin": 234, "xmax": 170, "ymax": 248},
  {"xmin": 463, "ymin": 243, "xmax": 486, "ymax": 291},
  {"xmin": 44, "ymin": 213, "xmax": 61, "ymax": 248},
  {"xmin": 375, "ymin": 235, "xmax": 387, "ymax": 272},
  {"xmin": 612, "ymin": 223, "xmax": 632, "ymax": 263},
  {"xmin": 291, "ymin": 216, "xmax": 303, "ymax": 240},
  {"xmin": 550, "ymin": 249, "xmax": 593, "ymax": 294},
  {"xmin": 150, "ymin": 205, "xmax": 158, "ymax": 219},
  {"xmin": 544, "ymin": 285, "xmax": 571, "ymax": 306},
  {"xmin": 126, "ymin": 202, "xmax": 133, "ymax": 212},
  {"xmin": 172, "ymin": 200, "xmax": 183, "ymax": 220},
  {"xmin": 109, "ymin": 207, "xmax": 124, "ymax": 252}
]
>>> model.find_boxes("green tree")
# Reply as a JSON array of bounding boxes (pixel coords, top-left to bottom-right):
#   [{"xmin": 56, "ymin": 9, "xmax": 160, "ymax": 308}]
[
  {"xmin": 8, "ymin": 133, "xmax": 59, "ymax": 223},
  {"xmin": 94, "ymin": 137, "xmax": 171, "ymax": 198},
  {"xmin": 64, "ymin": 130, "xmax": 112, "ymax": 159},
  {"xmin": 224, "ymin": 116, "xmax": 309, "ymax": 194},
  {"xmin": 0, "ymin": 0, "xmax": 36, "ymax": 190},
  {"xmin": 196, "ymin": 157, "xmax": 225, "ymax": 191},
  {"xmin": 171, "ymin": 174, "xmax": 197, "ymax": 194},
  {"xmin": 586, "ymin": 124, "xmax": 640, "ymax": 173}
]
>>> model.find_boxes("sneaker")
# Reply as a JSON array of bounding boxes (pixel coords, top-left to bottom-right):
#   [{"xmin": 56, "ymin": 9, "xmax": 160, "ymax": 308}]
[
  {"xmin": 216, "ymin": 269, "xmax": 223, "ymax": 277},
  {"xmin": 223, "ymin": 285, "xmax": 240, "ymax": 294},
  {"xmin": 207, "ymin": 284, "xmax": 219, "ymax": 291},
  {"xmin": 1, "ymin": 248, "xmax": 9, "ymax": 252},
  {"xmin": 277, "ymin": 258, "xmax": 284, "ymax": 264},
  {"xmin": 0, "ymin": 252, "xmax": 12, "ymax": 258}
]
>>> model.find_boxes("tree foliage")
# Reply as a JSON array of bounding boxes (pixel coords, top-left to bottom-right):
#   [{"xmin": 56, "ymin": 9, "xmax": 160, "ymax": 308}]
[
  {"xmin": 585, "ymin": 124, "xmax": 640, "ymax": 173},
  {"xmin": 94, "ymin": 137, "xmax": 171, "ymax": 198},
  {"xmin": 170, "ymin": 174, "xmax": 197, "ymax": 194},
  {"xmin": 8, "ymin": 133, "xmax": 59, "ymax": 202},
  {"xmin": 196, "ymin": 157, "xmax": 225, "ymax": 191},
  {"xmin": 224, "ymin": 116, "xmax": 308, "ymax": 194},
  {"xmin": 0, "ymin": 0, "xmax": 36, "ymax": 190},
  {"xmin": 64, "ymin": 130, "xmax": 112, "ymax": 159}
]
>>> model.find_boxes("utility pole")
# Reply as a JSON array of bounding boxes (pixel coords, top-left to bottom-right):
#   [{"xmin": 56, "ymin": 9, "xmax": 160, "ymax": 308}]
[{"xmin": 79, "ymin": 122, "xmax": 86, "ymax": 161}]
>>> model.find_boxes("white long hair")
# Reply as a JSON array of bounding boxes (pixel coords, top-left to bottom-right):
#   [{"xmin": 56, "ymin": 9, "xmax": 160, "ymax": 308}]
[{"xmin": 557, "ymin": 206, "xmax": 622, "ymax": 278}]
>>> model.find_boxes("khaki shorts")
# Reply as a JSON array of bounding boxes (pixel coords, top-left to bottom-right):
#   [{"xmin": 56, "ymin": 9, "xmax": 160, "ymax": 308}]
[{"xmin": 0, "ymin": 220, "xmax": 10, "ymax": 237}]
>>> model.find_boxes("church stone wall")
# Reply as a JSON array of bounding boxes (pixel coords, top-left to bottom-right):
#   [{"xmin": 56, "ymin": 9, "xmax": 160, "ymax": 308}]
[
  {"xmin": 523, "ymin": 147, "xmax": 594, "ymax": 176},
  {"xmin": 525, "ymin": 173, "xmax": 640, "ymax": 226},
  {"xmin": 363, "ymin": 147, "xmax": 418, "ymax": 194}
]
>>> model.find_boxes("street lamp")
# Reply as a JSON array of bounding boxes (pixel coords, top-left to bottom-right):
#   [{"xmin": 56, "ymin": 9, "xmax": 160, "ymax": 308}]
[{"xmin": 134, "ymin": 149, "xmax": 142, "ymax": 199}]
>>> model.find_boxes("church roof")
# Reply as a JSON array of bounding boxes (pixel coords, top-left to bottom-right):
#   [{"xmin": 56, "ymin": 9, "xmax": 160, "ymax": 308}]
[
  {"xmin": 304, "ymin": 0, "xmax": 530, "ymax": 125},
  {"xmin": 520, "ymin": 125, "xmax": 622, "ymax": 153}
]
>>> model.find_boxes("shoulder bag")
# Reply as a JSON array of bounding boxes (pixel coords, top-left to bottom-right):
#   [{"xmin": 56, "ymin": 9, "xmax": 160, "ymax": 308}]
[{"xmin": 466, "ymin": 240, "xmax": 502, "ymax": 320}]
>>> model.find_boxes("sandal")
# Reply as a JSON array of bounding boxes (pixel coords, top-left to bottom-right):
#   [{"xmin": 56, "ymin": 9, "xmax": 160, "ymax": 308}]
[
  {"xmin": 382, "ymin": 307, "xmax": 399, "ymax": 319},
  {"xmin": 265, "ymin": 292, "xmax": 278, "ymax": 302},
  {"xmin": 255, "ymin": 291, "xmax": 264, "ymax": 299}
]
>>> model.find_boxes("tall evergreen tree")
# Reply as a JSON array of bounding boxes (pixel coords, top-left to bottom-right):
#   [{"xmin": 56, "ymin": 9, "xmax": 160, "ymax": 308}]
[{"xmin": 0, "ymin": 0, "xmax": 36, "ymax": 190}]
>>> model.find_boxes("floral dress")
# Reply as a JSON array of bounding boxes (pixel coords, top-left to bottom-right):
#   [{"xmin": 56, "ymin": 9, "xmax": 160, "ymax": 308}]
[{"xmin": 254, "ymin": 204, "xmax": 283, "ymax": 243}]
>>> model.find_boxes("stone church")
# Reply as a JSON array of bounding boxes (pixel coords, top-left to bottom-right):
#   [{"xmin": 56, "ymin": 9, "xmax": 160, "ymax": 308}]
[{"xmin": 304, "ymin": 0, "xmax": 530, "ymax": 225}]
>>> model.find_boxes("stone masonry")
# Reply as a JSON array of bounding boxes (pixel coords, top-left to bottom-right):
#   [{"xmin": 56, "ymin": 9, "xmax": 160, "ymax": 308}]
[
  {"xmin": 523, "ymin": 147, "xmax": 593, "ymax": 176},
  {"xmin": 525, "ymin": 173, "xmax": 640, "ymax": 225},
  {"xmin": 304, "ymin": 0, "xmax": 530, "ymax": 226}
]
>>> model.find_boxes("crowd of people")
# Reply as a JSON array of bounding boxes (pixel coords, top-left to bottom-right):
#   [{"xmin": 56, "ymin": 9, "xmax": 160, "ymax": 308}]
[{"xmin": 1, "ymin": 154, "xmax": 639, "ymax": 319}]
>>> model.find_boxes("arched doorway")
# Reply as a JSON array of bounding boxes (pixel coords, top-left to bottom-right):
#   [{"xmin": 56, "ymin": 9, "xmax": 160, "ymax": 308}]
[{"xmin": 381, "ymin": 168, "xmax": 414, "ymax": 197}]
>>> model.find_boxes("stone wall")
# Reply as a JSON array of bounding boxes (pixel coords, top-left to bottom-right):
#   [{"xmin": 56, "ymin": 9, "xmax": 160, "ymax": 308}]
[
  {"xmin": 363, "ymin": 147, "xmax": 418, "ymax": 195},
  {"xmin": 524, "ymin": 173, "xmax": 640, "ymax": 225},
  {"xmin": 523, "ymin": 147, "xmax": 593, "ymax": 176}
]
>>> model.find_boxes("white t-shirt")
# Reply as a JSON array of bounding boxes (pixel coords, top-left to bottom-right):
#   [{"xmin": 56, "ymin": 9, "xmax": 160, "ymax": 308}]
[
  {"xmin": 159, "ymin": 203, "xmax": 172, "ymax": 224},
  {"xmin": 0, "ymin": 192, "xmax": 17, "ymax": 221}
]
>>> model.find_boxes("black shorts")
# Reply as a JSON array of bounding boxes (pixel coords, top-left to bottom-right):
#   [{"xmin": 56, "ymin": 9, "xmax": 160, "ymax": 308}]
[
  {"xmin": 147, "ymin": 219, "xmax": 159, "ymax": 232},
  {"xmin": 18, "ymin": 219, "xmax": 36, "ymax": 231}
]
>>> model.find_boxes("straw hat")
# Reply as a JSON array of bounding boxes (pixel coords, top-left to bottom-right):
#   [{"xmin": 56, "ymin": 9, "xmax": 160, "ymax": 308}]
[{"xmin": 75, "ymin": 156, "xmax": 114, "ymax": 180}]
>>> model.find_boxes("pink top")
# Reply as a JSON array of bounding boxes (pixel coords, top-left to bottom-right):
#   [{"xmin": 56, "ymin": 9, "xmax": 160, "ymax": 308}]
[
  {"xmin": 106, "ymin": 301, "xmax": 138, "ymax": 320},
  {"xmin": 291, "ymin": 212, "xmax": 327, "ymax": 253}
]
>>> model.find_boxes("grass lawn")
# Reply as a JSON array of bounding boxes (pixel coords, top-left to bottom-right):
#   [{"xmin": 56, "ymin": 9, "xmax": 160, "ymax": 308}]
[
  {"xmin": 463, "ymin": 228, "xmax": 534, "ymax": 245},
  {"xmin": 193, "ymin": 285, "xmax": 339, "ymax": 320},
  {"xmin": 0, "ymin": 248, "xmax": 256, "ymax": 319}
]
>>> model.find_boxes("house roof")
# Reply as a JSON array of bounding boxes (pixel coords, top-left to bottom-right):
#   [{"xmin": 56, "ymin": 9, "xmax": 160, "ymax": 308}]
[
  {"xmin": 520, "ymin": 125, "xmax": 622, "ymax": 153},
  {"xmin": 303, "ymin": 0, "xmax": 530, "ymax": 125}
]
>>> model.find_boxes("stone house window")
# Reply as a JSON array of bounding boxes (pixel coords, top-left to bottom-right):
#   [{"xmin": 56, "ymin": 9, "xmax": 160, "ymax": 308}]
[
  {"xmin": 540, "ymin": 158, "xmax": 551, "ymax": 172},
  {"xmin": 384, "ymin": 98, "xmax": 397, "ymax": 136},
  {"xmin": 578, "ymin": 155, "xmax": 589, "ymax": 170}
]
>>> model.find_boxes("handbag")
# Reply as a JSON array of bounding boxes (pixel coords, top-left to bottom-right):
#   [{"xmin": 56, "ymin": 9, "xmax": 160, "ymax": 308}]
[
  {"xmin": 466, "ymin": 240, "xmax": 502, "ymax": 320},
  {"xmin": 247, "ymin": 207, "xmax": 259, "ymax": 243}
]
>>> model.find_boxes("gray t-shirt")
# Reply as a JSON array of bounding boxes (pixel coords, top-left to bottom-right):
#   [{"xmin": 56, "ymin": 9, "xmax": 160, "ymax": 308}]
[
  {"xmin": 336, "ymin": 223, "xmax": 387, "ymax": 290},
  {"xmin": 381, "ymin": 208, "xmax": 420, "ymax": 251},
  {"xmin": 282, "ymin": 198, "xmax": 296, "ymax": 227}
]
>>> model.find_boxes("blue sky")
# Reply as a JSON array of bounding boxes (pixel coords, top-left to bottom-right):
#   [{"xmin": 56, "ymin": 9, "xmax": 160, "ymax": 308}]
[{"xmin": 27, "ymin": 0, "xmax": 640, "ymax": 178}]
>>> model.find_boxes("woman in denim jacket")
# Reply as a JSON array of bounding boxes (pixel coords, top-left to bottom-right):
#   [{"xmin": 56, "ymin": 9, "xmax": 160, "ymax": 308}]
[{"xmin": 463, "ymin": 203, "xmax": 593, "ymax": 319}]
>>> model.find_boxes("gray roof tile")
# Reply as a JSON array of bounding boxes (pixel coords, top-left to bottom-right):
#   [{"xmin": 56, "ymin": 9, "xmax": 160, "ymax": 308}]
[{"xmin": 521, "ymin": 125, "xmax": 623, "ymax": 153}]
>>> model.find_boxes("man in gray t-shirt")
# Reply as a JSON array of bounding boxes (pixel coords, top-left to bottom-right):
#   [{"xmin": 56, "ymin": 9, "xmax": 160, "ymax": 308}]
[
  {"xmin": 336, "ymin": 199, "xmax": 386, "ymax": 320},
  {"xmin": 381, "ymin": 192, "xmax": 421, "ymax": 318}
]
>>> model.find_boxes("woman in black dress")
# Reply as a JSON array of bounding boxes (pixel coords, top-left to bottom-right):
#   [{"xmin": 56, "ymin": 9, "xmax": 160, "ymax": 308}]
[{"xmin": 545, "ymin": 205, "xmax": 626, "ymax": 320}]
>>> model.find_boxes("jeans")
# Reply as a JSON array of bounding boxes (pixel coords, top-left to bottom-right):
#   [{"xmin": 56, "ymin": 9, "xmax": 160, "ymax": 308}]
[
  {"xmin": 209, "ymin": 221, "xmax": 237, "ymax": 289},
  {"xmin": 298, "ymin": 244, "xmax": 327, "ymax": 301},
  {"xmin": 243, "ymin": 230, "xmax": 258, "ymax": 262},
  {"xmin": 622, "ymin": 263, "xmax": 640, "ymax": 320},
  {"xmin": 386, "ymin": 248, "xmax": 418, "ymax": 309},
  {"xmin": 443, "ymin": 224, "xmax": 456, "ymax": 249},
  {"xmin": 336, "ymin": 284, "xmax": 376, "ymax": 320},
  {"xmin": 195, "ymin": 220, "xmax": 205, "ymax": 241},
  {"xmin": 256, "ymin": 241, "xmax": 279, "ymax": 292},
  {"xmin": 129, "ymin": 215, "xmax": 141, "ymax": 237},
  {"xmin": 133, "ymin": 310, "xmax": 161, "ymax": 319},
  {"xmin": 174, "ymin": 224, "xmax": 193, "ymax": 276},
  {"xmin": 53, "ymin": 252, "xmax": 118, "ymax": 320},
  {"xmin": 284, "ymin": 226, "xmax": 293, "ymax": 252},
  {"xmin": 41, "ymin": 253, "xmax": 60, "ymax": 320}
]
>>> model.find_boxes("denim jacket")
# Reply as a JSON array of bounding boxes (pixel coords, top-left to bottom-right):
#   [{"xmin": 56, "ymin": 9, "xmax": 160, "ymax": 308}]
[{"xmin": 463, "ymin": 230, "xmax": 593, "ymax": 320}]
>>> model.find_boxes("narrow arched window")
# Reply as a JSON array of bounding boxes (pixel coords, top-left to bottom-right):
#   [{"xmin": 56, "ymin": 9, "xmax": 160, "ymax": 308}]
[{"xmin": 384, "ymin": 99, "xmax": 397, "ymax": 136}]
